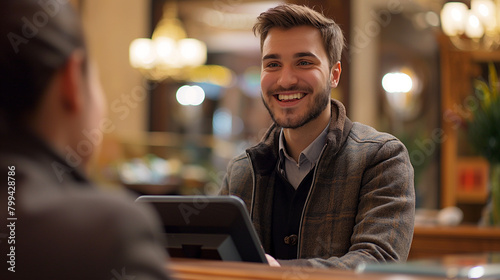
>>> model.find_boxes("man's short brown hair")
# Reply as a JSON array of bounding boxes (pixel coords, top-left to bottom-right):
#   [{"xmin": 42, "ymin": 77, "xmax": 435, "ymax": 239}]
[{"xmin": 253, "ymin": 4, "xmax": 345, "ymax": 68}]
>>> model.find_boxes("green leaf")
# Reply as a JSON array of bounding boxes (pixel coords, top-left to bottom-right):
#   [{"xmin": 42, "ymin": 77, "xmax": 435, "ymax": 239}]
[
  {"xmin": 489, "ymin": 62, "xmax": 498, "ymax": 99},
  {"xmin": 467, "ymin": 63, "xmax": 500, "ymax": 163},
  {"xmin": 474, "ymin": 80, "xmax": 491, "ymax": 110}
]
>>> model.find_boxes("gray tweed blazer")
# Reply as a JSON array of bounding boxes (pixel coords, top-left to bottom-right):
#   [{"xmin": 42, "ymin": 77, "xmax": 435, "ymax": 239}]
[{"xmin": 220, "ymin": 99, "xmax": 415, "ymax": 269}]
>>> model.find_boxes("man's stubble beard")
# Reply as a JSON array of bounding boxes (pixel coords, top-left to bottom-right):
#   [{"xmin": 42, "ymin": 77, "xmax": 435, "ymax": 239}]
[{"xmin": 262, "ymin": 83, "xmax": 331, "ymax": 129}]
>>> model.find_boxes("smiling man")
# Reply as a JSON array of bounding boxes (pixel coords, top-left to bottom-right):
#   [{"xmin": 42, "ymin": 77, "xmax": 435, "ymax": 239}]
[{"xmin": 220, "ymin": 4, "xmax": 415, "ymax": 269}]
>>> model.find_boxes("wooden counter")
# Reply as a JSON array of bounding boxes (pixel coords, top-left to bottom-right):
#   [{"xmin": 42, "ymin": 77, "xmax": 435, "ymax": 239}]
[
  {"xmin": 167, "ymin": 225, "xmax": 500, "ymax": 279},
  {"xmin": 409, "ymin": 225, "xmax": 500, "ymax": 260},
  {"xmin": 168, "ymin": 259, "xmax": 444, "ymax": 280}
]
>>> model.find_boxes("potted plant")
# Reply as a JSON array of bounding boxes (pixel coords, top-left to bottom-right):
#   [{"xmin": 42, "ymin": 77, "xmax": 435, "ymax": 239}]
[{"xmin": 468, "ymin": 63, "xmax": 500, "ymax": 225}]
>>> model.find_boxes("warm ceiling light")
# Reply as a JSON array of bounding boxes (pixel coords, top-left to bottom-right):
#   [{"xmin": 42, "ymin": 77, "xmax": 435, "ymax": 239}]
[
  {"xmin": 440, "ymin": 0, "xmax": 500, "ymax": 51},
  {"xmin": 129, "ymin": 1, "xmax": 207, "ymax": 81},
  {"xmin": 472, "ymin": 0, "xmax": 497, "ymax": 31},
  {"xmin": 441, "ymin": 2, "xmax": 468, "ymax": 36},
  {"xmin": 381, "ymin": 70, "xmax": 422, "ymax": 121},
  {"xmin": 382, "ymin": 72, "xmax": 413, "ymax": 94},
  {"xmin": 176, "ymin": 85, "xmax": 205, "ymax": 106},
  {"xmin": 465, "ymin": 12, "xmax": 484, "ymax": 39}
]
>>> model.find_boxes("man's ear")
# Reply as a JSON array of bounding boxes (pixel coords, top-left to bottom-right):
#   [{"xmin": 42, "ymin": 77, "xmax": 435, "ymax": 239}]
[
  {"xmin": 59, "ymin": 50, "xmax": 86, "ymax": 114},
  {"xmin": 330, "ymin": 62, "xmax": 342, "ymax": 88}
]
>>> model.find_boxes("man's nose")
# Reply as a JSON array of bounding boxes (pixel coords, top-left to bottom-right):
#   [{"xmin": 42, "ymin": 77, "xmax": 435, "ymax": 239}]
[{"xmin": 277, "ymin": 66, "xmax": 298, "ymax": 88}]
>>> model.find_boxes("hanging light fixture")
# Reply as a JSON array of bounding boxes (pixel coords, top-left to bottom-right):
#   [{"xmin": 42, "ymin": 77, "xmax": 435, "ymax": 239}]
[
  {"xmin": 129, "ymin": 1, "xmax": 208, "ymax": 81},
  {"xmin": 440, "ymin": 0, "xmax": 500, "ymax": 51}
]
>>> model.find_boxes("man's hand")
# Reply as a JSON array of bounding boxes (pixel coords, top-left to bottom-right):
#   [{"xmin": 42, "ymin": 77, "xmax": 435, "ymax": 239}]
[{"xmin": 265, "ymin": 254, "xmax": 281, "ymax": 267}]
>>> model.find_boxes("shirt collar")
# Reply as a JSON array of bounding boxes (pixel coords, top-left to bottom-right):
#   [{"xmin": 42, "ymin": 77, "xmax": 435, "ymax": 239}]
[{"xmin": 278, "ymin": 122, "xmax": 330, "ymax": 166}]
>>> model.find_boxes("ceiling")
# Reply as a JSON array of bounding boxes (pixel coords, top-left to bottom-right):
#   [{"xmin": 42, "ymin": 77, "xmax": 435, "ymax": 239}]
[
  {"xmin": 170, "ymin": 0, "xmax": 448, "ymax": 53},
  {"xmin": 177, "ymin": 0, "xmax": 284, "ymax": 53}
]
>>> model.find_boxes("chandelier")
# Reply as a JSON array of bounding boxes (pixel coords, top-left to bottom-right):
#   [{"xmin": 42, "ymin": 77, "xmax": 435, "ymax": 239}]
[
  {"xmin": 440, "ymin": 0, "xmax": 500, "ymax": 51},
  {"xmin": 129, "ymin": 2, "xmax": 208, "ymax": 81}
]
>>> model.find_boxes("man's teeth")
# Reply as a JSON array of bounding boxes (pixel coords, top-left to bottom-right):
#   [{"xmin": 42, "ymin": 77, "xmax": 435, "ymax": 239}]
[{"xmin": 278, "ymin": 93, "xmax": 305, "ymax": 101}]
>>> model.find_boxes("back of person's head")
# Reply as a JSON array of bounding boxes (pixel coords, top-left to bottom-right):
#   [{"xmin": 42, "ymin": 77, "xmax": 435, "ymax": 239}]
[
  {"xmin": 253, "ymin": 4, "xmax": 345, "ymax": 68},
  {"xmin": 0, "ymin": 0, "xmax": 86, "ymax": 125}
]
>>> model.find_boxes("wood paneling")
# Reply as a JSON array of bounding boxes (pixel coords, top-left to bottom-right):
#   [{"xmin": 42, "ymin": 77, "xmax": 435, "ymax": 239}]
[{"xmin": 409, "ymin": 225, "xmax": 500, "ymax": 260}]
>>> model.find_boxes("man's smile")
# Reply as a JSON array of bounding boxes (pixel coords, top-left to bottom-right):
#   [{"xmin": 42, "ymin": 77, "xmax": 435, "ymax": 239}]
[{"xmin": 276, "ymin": 93, "xmax": 306, "ymax": 101}]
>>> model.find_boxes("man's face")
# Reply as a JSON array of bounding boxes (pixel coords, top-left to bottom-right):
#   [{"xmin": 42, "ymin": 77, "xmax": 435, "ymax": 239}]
[{"xmin": 260, "ymin": 25, "xmax": 340, "ymax": 129}]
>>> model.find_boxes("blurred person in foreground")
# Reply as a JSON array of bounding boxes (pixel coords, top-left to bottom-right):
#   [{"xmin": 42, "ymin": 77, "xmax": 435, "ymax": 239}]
[
  {"xmin": 220, "ymin": 4, "xmax": 415, "ymax": 269},
  {"xmin": 0, "ymin": 0, "xmax": 171, "ymax": 279}
]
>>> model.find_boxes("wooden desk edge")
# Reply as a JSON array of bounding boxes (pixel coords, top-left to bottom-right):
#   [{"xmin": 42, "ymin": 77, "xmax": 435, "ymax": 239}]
[
  {"xmin": 168, "ymin": 258, "xmax": 445, "ymax": 280},
  {"xmin": 414, "ymin": 225, "xmax": 500, "ymax": 238}
]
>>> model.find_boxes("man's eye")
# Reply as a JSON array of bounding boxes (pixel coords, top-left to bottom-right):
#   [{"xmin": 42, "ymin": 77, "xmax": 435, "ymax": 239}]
[
  {"xmin": 298, "ymin": 61, "xmax": 312, "ymax": 66},
  {"xmin": 267, "ymin": 62, "xmax": 280, "ymax": 68}
]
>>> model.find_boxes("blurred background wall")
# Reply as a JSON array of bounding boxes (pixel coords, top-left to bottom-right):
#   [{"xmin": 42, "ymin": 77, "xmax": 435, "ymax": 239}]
[{"xmin": 75, "ymin": 0, "xmax": 500, "ymax": 225}]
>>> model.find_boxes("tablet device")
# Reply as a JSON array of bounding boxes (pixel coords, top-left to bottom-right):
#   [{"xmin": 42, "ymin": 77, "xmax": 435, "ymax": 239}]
[{"xmin": 135, "ymin": 195, "xmax": 268, "ymax": 264}]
